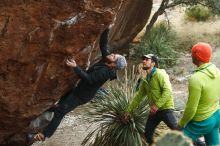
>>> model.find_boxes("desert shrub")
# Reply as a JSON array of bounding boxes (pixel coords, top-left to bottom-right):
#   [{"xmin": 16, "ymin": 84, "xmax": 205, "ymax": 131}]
[
  {"xmin": 185, "ymin": 5, "xmax": 213, "ymax": 21},
  {"xmin": 133, "ymin": 21, "xmax": 178, "ymax": 68},
  {"xmin": 153, "ymin": 131, "xmax": 193, "ymax": 146}
]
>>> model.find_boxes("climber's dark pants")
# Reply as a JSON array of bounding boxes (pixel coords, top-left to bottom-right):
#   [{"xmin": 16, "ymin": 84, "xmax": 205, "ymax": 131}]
[
  {"xmin": 43, "ymin": 89, "xmax": 93, "ymax": 138},
  {"xmin": 144, "ymin": 109, "xmax": 177, "ymax": 145}
]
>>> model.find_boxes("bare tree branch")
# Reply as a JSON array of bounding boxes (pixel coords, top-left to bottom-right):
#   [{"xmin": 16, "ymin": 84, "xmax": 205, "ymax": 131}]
[
  {"xmin": 144, "ymin": 0, "xmax": 220, "ymax": 37},
  {"xmin": 145, "ymin": 0, "xmax": 170, "ymax": 34}
]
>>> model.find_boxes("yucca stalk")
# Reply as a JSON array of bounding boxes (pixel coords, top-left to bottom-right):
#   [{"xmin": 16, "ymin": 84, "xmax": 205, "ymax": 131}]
[{"xmin": 82, "ymin": 67, "xmax": 149, "ymax": 146}]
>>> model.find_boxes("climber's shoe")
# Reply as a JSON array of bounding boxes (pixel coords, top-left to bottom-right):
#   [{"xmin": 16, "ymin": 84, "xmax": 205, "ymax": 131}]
[{"xmin": 26, "ymin": 132, "xmax": 45, "ymax": 145}]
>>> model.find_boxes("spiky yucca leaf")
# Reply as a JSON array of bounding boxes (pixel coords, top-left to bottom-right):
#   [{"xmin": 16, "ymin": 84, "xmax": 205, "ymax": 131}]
[{"xmin": 82, "ymin": 79, "xmax": 149, "ymax": 146}]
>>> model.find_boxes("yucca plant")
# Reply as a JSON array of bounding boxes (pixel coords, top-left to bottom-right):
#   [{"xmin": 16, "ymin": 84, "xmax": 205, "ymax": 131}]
[{"xmin": 82, "ymin": 68, "xmax": 149, "ymax": 146}]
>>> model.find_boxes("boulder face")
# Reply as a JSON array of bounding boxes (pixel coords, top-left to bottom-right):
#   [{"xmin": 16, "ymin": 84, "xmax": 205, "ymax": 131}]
[
  {"xmin": 0, "ymin": 0, "xmax": 121, "ymax": 145},
  {"xmin": 109, "ymin": 0, "xmax": 153, "ymax": 49},
  {"xmin": 0, "ymin": 0, "xmax": 152, "ymax": 145}
]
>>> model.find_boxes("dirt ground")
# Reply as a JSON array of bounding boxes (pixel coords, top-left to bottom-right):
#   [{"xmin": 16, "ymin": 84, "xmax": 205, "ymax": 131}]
[{"xmin": 33, "ymin": 1, "xmax": 220, "ymax": 146}]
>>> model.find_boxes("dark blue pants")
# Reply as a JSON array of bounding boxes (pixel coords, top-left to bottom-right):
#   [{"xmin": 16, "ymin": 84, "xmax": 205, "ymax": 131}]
[
  {"xmin": 43, "ymin": 89, "xmax": 93, "ymax": 138},
  {"xmin": 145, "ymin": 109, "xmax": 177, "ymax": 145}
]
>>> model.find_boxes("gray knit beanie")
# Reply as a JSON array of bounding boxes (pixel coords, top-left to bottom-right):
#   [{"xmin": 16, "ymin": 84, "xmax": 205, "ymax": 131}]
[{"xmin": 115, "ymin": 55, "xmax": 127, "ymax": 70}]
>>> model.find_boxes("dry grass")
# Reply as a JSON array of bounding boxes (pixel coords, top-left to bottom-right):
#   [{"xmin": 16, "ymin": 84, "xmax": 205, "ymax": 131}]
[{"xmin": 169, "ymin": 7, "xmax": 220, "ymax": 51}]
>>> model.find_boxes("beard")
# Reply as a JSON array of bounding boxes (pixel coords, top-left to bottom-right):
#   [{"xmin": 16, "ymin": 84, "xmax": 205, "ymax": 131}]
[
  {"xmin": 142, "ymin": 66, "xmax": 149, "ymax": 70},
  {"xmin": 105, "ymin": 57, "xmax": 112, "ymax": 64}
]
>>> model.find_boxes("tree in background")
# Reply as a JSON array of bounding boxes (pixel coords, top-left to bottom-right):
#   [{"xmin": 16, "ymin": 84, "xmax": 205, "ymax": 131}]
[{"xmin": 146, "ymin": 0, "xmax": 220, "ymax": 34}]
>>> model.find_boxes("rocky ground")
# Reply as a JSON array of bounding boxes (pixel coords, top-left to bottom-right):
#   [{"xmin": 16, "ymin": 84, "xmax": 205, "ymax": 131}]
[
  {"xmin": 33, "ymin": 1, "xmax": 220, "ymax": 146},
  {"xmin": 32, "ymin": 106, "xmax": 90, "ymax": 146}
]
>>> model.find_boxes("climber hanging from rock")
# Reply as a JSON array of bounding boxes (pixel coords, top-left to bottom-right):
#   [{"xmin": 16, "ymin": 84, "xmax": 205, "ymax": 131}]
[{"xmin": 26, "ymin": 27, "xmax": 127, "ymax": 145}]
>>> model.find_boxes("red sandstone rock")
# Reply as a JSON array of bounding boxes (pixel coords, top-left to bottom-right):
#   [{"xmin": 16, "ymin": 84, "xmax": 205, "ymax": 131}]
[
  {"xmin": 0, "ymin": 0, "xmax": 152, "ymax": 145},
  {"xmin": 109, "ymin": 0, "xmax": 153, "ymax": 49},
  {"xmin": 0, "ymin": 1, "xmax": 121, "ymax": 145}
]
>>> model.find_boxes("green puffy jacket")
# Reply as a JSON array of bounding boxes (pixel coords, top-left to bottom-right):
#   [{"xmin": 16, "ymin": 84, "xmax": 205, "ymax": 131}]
[
  {"xmin": 179, "ymin": 63, "xmax": 220, "ymax": 127},
  {"xmin": 128, "ymin": 68, "xmax": 174, "ymax": 112}
]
